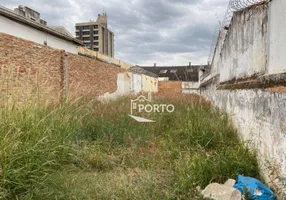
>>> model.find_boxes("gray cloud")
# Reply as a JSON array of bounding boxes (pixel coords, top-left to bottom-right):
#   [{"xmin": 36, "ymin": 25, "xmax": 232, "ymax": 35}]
[{"xmin": 1, "ymin": 0, "xmax": 229, "ymax": 65}]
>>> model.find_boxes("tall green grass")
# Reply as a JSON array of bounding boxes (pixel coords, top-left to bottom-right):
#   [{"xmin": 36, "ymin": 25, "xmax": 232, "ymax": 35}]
[
  {"xmin": 0, "ymin": 104, "xmax": 81, "ymax": 198},
  {"xmin": 0, "ymin": 95, "xmax": 259, "ymax": 199}
]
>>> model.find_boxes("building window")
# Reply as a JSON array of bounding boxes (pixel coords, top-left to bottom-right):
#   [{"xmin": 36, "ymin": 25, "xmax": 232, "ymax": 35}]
[
  {"xmin": 82, "ymin": 31, "xmax": 90, "ymax": 35},
  {"xmin": 83, "ymin": 37, "xmax": 90, "ymax": 41},
  {"xmin": 83, "ymin": 26, "xmax": 90, "ymax": 30},
  {"xmin": 76, "ymin": 32, "xmax": 80, "ymax": 36},
  {"xmin": 76, "ymin": 26, "xmax": 80, "ymax": 30},
  {"xmin": 93, "ymin": 48, "xmax": 99, "ymax": 51},
  {"xmin": 94, "ymin": 31, "xmax": 98, "ymax": 34},
  {"xmin": 94, "ymin": 36, "xmax": 99, "ymax": 40},
  {"xmin": 94, "ymin": 25, "xmax": 98, "ymax": 29},
  {"xmin": 94, "ymin": 42, "xmax": 99, "ymax": 46}
]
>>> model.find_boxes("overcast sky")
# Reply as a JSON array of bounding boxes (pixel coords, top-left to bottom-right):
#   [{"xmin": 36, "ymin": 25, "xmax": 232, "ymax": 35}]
[{"xmin": 1, "ymin": 0, "xmax": 229, "ymax": 66}]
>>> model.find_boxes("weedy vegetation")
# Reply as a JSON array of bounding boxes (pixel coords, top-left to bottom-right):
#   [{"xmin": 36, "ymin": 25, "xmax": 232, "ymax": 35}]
[{"xmin": 0, "ymin": 94, "xmax": 259, "ymax": 199}]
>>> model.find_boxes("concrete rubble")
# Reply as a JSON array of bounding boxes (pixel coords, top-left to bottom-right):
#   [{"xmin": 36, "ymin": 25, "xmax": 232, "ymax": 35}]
[{"xmin": 201, "ymin": 179, "xmax": 241, "ymax": 200}]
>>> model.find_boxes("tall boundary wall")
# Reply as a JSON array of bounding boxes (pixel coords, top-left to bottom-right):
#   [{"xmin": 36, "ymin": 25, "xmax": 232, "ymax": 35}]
[
  {"xmin": 99, "ymin": 72, "xmax": 158, "ymax": 100},
  {"xmin": 200, "ymin": 0, "xmax": 286, "ymax": 197},
  {"xmin": 0, "ymin": 33, "xmax": 157, "ymax": 104},
  {"xmin": 78, "ymin": 47, "xmax": 132, "ymax": 69},
  {"xmin": 157, "ymin": 81, "xmax": 200, "ymax": 95}
]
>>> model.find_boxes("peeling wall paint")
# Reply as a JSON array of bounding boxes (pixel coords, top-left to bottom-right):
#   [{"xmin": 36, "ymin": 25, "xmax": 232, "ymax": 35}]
[
  {"xmin": 99, "ymin": 72, "xmax": 159, "ymax": 100},
  {"xmin": 142, "ymin": 75, "xmax": 158, "ymax": 93},
  {"xmin": 133, "ymin": 74, "xmax": 142, "ymax": 94},
  {"xmin": 200, "ymin": 1, "xmax": 286, "ymax": 197},
  {"xmin": 220, "ymin": 4, "xmax": 268, "ymax": 82},
  {"xmin": 201, "ymin": 86, "xmax": 286, "ymax": 195}
]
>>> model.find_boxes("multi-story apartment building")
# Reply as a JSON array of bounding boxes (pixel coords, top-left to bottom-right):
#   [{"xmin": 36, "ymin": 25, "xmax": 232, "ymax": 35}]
[{"xmin": 75, "ymin": 13, "xmax": 114, "ymax": 57}]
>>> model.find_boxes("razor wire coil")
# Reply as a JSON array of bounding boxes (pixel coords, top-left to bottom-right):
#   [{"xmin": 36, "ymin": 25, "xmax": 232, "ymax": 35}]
[
  {"xmin": 207, "ymin": 0, "xmax": 266, "ymax": 64},
  {"xmin": 230, "ymin": 0, "xmax": 265, "ymax": 10}
]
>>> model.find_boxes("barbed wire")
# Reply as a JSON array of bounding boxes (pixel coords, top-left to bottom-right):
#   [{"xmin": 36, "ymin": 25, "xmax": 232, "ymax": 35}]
[
  {"xmin": 230, "ymin": 0, "xmax": 266, "ymax": 10},
  {"xmin": 207, "ymin": 0, "xmax": 266, "ymax": 64}
]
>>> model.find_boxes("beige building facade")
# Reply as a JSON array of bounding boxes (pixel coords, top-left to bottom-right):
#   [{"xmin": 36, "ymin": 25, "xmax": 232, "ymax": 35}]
[{"xmin": 75, "ymin": 13, "xmax": 114, "ymax": 57}]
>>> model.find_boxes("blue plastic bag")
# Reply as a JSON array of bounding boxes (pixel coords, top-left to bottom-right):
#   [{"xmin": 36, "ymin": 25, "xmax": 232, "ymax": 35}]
[{"xmin": 233, "ymin": 175, "xmax": 276, "ymax": 200}]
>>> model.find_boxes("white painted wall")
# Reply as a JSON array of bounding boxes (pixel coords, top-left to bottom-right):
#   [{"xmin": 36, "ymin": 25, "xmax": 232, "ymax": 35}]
[
  {"xmin": 268, "ymin": 0, "xmax": 286, "ymax": 74},
  {"xmin": 219, "ymin": 5, "xmax": 268, "ymax": 82},
  {"xmin": 118, "ymin": 73, "xmax": 132, "ymax": 94},
  {"xmin": 182, "ymin": 82, "xmax": 200, "ymax": 89},
  {"xmin": 0, "ymin": 15, "xmax": 78, "ymax": 54},
  {"xmin": 182, "ymin": 81, "xmax": 200, "ymax": 94},
  {"xmin": 211, "ymin": 29, "xmax": 227, "ymax": 79},
  {"xmin": 99, "ymin": 73, "xmax": 132, "ymax": 100},
  {"xmin": 158, "ymin": 77, "xmax": 169, "ymax": 82},
  {"xmin": 99, "ymin": 72, "xmax": 158, "ymax": 101},
  {"xmin": 201, "ymin": 87, "xmax": 286, "ymax": 196},
  {"xmin": 133, "ymin": 74, "xmax": 142, "ymax": 94},
  {"xmin": 200, "ymin": 3, "xmax": 286, "ymax": 196}
]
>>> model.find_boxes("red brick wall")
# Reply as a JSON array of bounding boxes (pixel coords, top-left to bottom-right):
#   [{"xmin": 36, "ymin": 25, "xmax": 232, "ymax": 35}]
[
  {"xmin": 158, "ymin": 81, "xmax": 182, "ymax": 94},
  {"xmin": 0, "ymin": 33, "xmax": 126, "ymax": 103},
  {"xmin": 0, "ymin": 33, "xmax": 63, "ymax": 103},
  {"xmin": 67, "ymin": 53, "xmax": 126, "ymax": 99}
]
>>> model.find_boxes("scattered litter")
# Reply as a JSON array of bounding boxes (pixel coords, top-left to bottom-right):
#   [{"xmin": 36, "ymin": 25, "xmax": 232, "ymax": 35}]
[
  {"xmin": 234, "ymin": 175, "xmax": 276, "ymax": 200},
  {"xmin": 202, "ymin": 180, "xmax": 242, "ymax": 200},
  {"xmin": 201, "ymin": 176, "xmax": 276, "ymax": 200},
  {"xmin": 224, "ymin": 179, "xmax": 236, "ymax": 187}
]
